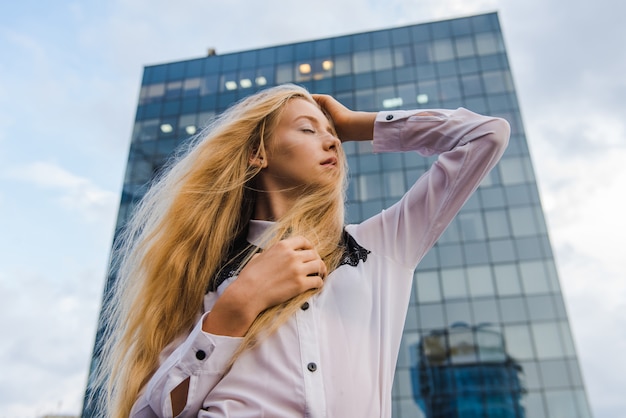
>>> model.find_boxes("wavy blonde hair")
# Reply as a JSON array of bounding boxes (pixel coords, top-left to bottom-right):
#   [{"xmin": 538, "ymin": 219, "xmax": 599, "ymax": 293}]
[{"xmin": 95, "ymin": 84, "xmax": 348, "ymax": 418}]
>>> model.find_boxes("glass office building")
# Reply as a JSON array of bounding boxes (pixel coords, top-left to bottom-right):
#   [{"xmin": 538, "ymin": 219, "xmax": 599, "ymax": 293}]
[{"xmin": 83, "ymin": 12, "xmax": 592, "ymax": 418}]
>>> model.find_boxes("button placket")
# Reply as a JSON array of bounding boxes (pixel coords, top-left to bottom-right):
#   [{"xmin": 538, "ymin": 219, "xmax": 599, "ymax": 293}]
[
  {"xmin": 301, "ymin": 302, "xmax": 316, "ymax": 371},
  {"xmin": 295, "ymin": 296, "xmax": 327, "ymax": 415}
]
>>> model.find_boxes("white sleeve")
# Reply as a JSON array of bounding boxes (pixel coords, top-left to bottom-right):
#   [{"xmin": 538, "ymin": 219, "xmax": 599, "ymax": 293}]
[
  {"xmin": 130, "ymin": 311, "xmax": 242, "ymax": 418},
  {"xmin": 352, "ymin": 107, "xmax": 510, "ymax": 269}
]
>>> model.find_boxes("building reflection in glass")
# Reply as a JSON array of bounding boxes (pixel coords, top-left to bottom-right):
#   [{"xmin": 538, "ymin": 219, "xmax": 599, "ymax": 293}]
[{"xmin": 410, "ymin": 323, "xmax": 526, "ymax": 418}]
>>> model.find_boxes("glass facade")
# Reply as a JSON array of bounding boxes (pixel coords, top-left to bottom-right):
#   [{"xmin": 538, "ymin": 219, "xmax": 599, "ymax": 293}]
[{"xmin": 83, "ymin": 12, "xmax": 592, "ymax": 417}]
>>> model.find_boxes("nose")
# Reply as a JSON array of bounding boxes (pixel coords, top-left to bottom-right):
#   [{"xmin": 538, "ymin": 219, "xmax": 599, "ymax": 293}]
[{"xmin": 322, "ymin": 132, "xmax": 341, "ymax": 150}]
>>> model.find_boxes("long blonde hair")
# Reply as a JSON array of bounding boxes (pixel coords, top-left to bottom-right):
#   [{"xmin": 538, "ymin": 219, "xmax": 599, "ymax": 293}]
[{"xmin": 95, "ymin": 84, "xmax": 348, "ymax": 417}]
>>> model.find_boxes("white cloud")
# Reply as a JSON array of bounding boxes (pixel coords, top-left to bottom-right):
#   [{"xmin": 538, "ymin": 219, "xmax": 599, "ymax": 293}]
[
  {"xmin": 528, "ymin": 105, "xmax": 626, "ymax": 265},
  {"xmin": 0, "ymin": 26, "xmax": 48, "ymax": 66},
  {"xmin": 407, "ymin": 0, "xmax": 499, "ymax": 21},
  {"xmin": 524, "ymin": 84, "xmax": 626, "ymax": 418},
  {"xmin": 4, "ymin": 161, "xmax": 118, "ymax": 223},
  {"xmin": 0, "ymin": 268, "xmax": 101, "ymax": 417}
]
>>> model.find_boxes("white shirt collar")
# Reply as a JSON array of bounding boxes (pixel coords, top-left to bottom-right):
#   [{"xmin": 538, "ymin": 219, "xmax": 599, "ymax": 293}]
[{"xmin": 247, "ymin": 219, "xmax": 275, "ymax": 248}]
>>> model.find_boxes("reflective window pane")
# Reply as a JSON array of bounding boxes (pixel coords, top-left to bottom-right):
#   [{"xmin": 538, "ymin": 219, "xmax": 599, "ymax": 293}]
[
  {"xmin": 499, "ymin": 157, "xmax": 528, "ymax": 185},
  {"xmin": 494, "ymin": 263, "xmax": 522, "ymax": 296},
  {"xmin": 372, "ymin": 48, "xmax": 393, "ymax": 71},
  {"xmin": 471, "ymin": 298, "xmax": 499, "ymax": 324},
  {"xmin": 484, "ymin": 209, "xmax": 511, "ymax": 239},
  {"xmin": 480, "ymin": 186, "xmax": 506, "ymax": 209},
  {"xmin": 419, "ymin": 303, "xmax": 446, "ymax": 329},
  {"xmin": 358, "ymin": 173, "xmax": 383, "ymax": 200},
  {"xmin": 539, "ymin": 359, "xmax": 571, "ymax": 389},
  {"xmin": 445, "ymin": 301, "xmax": 472, "ymax": 326},
  {"xmin": 353, "ymin": 51, "xmax": 373, "ymax": 73},
  {"xmin": 355, "ymin": 88, "xmax": 375, "ymax": 110},
  {"xmin": 359, "ymin": 153, "xmax": 380, "ymax": 173},
  {"xmin": 532, "ymin": 322, "xmax": 565, "ymax": 358},
  {"xmin": 503, "ymin": 323, "xmax": 535, "ymax": 359},
  {"xmin": 275, "ymin": 63, "xmax": 293, "ymax": 84},
  {"xmin": 441, "ymin": 268, "xmax": 468, "ymax": 299},
  {"xmin": 438, "ymin": 244, "xmax": 464, "ymax": 268},
  {"xmin": 416, "ymin": 271, "xmax": 442, "ymax": 303},
  {"xmin": 489, "ymin": 239, "xmax": 516, "ymax": 263},
  {"xmin": 461, "ymin": 73, "xmax": 484, "ymax": 97},
  {"xmin": 545, "ymin": 390, "xmax": 579, "ymax": 418},
  {"xmin": 519, "ymin": 360, "xmax": 542, "ymax": 390},
  {"xmin": 499, "ymin": 296, "xmax": 528, "ymax": 323},
  {"xmin": 526, "ymin": 294, "xmax": 557, "ymax": 321},
  {"xmin": 439, "ymin": 76, "xmax": 462, "ymax": 100},
  {"xmin": 483, "ymin": 70, "xmax": 513, "ymax": 94},
  {"xmin": 475, "ymin": 31, "xmax": 503, "ymax": 55},
  {"xmin": 467, "ymin": 265, "xmax": 495, "ymax": 297},
  {"xmin": 455, "ymin": 36, "xmax": 476, "ymax": 58},
  {"xmin": 521, "ymin": 391, "xmax": 548, "ymax": 418},
  {"xmin": 458, "ymin": 211, "xmax": 486, "ymax": 241},
  {"xmin": 510, "ymin": 206, "xmax": 539, "ymax": 237},
  {"xmin": 334, "ymin": 54, "xmax": 352, "ymax": 76},
  {"xmin": 200, "ymin": 74, "xmax": 218, "ymax": 95},
  {"xmin": 464, "ymin": 241, "xmax": 490, "ymax": 265},
  {"xmin": 361, "ymin": 199, "xmax": 383, "ymax": 219},
  {"xmin": 384, "ymin": 171, "xmax": 406, "ymax": 198},
  {"xmin": 393, "ymin": 45, "xmax": 414, "ymax": 67},
  {"xmin": 432, "ymin": 39, "xmax": 455, "ymax": 61},
  {"xmin": 559, "ymin": 322, "xmax": 577, "ymax": 357},
  {"xmin": 519, "ymin": 260, "xmax": 551, "ymax": 294}
]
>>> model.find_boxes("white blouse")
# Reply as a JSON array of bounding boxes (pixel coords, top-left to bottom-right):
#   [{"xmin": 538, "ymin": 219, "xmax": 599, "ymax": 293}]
[{"xmin": 130, "ymin": 108, "xmax": 510, "ymax": 417}]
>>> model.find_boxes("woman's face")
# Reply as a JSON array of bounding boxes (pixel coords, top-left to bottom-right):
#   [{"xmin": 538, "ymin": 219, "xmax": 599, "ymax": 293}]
[{"xmin": 258, "ymin": 98, "xmax": 342, "ymax": 192}]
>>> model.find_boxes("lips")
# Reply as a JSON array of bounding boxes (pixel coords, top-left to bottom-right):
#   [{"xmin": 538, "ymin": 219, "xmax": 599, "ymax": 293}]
[{"xmin": 321, "ymin": 157, "xmax": 337, "ymax": 166}]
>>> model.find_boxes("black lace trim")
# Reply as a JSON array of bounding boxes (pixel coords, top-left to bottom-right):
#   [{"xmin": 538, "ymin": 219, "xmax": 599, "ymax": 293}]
[
  {"xmin": 207, "ymin": 230, "xmax": 370, "ymax": 293},
  {"xmin": 339, "ymin": 231, "xmax": 371, "ymax": 267},
  {"xmin": 207, "ymin": 233, "xmax": 258, "ymax": 293}
]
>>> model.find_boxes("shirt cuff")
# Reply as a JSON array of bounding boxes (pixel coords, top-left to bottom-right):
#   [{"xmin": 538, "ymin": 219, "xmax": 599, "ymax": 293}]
[
  {"xmin": 178, "ymin": 311, "xmax": 243, "ymax": 376},
  {"xmin": 372, "ymin": 111, "xmax": 409, "ymax": 153}
]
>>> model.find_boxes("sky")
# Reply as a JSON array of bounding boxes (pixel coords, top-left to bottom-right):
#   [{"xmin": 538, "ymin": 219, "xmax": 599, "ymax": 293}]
[{"xmin": 0, "ymin": 0, "xmax": 624, "ymax": 417}]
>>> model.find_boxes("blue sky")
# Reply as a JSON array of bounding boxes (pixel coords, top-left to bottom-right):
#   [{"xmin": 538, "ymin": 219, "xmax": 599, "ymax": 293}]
[{"xmin": 1, "ymin": 0, "xmax": 625, "ymax": 416}]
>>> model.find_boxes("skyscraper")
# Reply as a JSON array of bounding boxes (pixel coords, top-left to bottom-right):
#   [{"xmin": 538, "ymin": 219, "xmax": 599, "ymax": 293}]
[{"xmin": 83, "ymin": 12, "xmax": 592, "ymax": 417}]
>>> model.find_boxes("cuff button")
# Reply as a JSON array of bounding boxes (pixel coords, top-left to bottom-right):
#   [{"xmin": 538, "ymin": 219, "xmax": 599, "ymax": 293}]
[
  {"xmin": 196, "ymin": 350, "xmax": 207, "ymax": 360},
  {"xmin": 385, "ymin": 114, "xmax": 394, "ymax": 121}
]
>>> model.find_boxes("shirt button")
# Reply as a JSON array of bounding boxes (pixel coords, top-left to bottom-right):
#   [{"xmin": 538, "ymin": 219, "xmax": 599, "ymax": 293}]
[
  {"xmin": 196, "ymin": 350, "xmax": 207, "ymax": 360},
  {"xmin": 307, "ymin": 362, "xmax": 317, "ymax": 372},
  {"xmin": 385, "ymin": 114, "xmax": 394, "ymax": 121},
  {"xmin": 301, "ymin": 302, "xmax": 310, "ymax": 311}
]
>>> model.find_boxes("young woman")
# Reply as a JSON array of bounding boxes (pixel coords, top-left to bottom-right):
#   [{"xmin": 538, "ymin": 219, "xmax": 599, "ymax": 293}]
[{"xmin": 98, "ymin": 84, "xmax": 509, "ymax": 417}]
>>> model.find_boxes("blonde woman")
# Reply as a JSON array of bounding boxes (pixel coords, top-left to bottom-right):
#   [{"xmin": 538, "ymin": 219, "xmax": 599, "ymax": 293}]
[{"xmin": 98, "ymin": 84, "xmax": 509, "ymax": 417}]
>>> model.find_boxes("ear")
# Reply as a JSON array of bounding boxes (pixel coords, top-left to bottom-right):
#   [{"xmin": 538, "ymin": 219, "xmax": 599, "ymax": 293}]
[{"xmin": 248, "ymin": 150, "xmax": 268, "ymax": 169}]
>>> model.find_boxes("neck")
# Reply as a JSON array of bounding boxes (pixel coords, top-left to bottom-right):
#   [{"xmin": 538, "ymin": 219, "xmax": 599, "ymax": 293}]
[{"xmin": 252, "ymin": 189, "xmax": 298, "ymax": 221}]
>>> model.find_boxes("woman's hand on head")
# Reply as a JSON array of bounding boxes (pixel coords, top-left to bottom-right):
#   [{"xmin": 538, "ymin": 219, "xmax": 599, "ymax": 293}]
[
  {"xmin": 203, "ymin": 236, "xmax": 325, "ymax": 336},
  {"xmin": 313, "ymin": 94, "xmax": 377, "ymax": 142}
]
